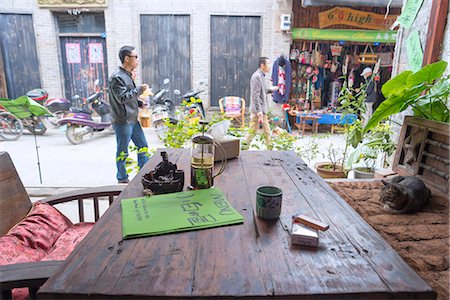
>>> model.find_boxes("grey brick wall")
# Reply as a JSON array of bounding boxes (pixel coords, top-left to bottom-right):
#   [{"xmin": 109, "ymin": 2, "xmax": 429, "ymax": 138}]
[{"xmin": 1, "ymin": 0, "xmax": 292, "ymax": 107}]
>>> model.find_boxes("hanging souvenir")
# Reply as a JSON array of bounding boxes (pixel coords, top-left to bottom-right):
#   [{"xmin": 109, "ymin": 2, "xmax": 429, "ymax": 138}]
[
  {"xmin": 359, "ymin": 44, "xmax": 378, "ymax": 64},
  {"xmin": 330, "ymin": 42, "xmax": 342, "ymax": 57}
]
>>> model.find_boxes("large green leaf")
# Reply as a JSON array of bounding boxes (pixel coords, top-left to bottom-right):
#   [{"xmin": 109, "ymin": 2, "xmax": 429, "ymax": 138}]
[
  {"xmin": 407, "ymin": 60, "xmax": 448, "ymax": 87},
  {"xmin": 427, "ymin": 77, "xmax": 450, "ymax": 100},
  {"xmin": 413, "ymin": 101, "xmax": 449, "ymax": 122},
  {"xmin": 381, "ymin": 70, "xmax": 413, "ymax": 98},
  {"xmin": 364, "ymin": 94, "xmax": 406, "ymax": 132}
]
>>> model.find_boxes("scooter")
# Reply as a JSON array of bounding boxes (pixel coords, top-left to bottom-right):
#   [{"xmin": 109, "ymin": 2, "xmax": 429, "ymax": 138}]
[
  {"xmin": 26, "ymin": 88, "xmax": 71, "ymax": 128},
  {"xmin": 150, "ymin": 78, "xmax": 178, "ymax": 139},
  {"xmin": 178, "ymin": 82, "xmax": 206, "ymax": 122},
  {"xmin": 58, "ymin": 81, "xmax": 111, "ymax": 145}
]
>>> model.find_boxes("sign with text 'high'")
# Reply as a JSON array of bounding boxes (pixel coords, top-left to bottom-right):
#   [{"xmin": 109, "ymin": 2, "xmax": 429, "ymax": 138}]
[{"xmin": 319, "ymin": 7, "xmax": 398, "ymax": 30}]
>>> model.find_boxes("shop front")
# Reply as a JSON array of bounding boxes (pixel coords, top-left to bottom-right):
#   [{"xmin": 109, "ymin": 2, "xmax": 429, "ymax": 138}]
[{"xmin": 284, "ymin": 4, "xmax": 401, "ymax": 131}]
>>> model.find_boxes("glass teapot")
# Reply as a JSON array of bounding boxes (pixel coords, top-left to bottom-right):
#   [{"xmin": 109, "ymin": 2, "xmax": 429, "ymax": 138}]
[{"xmin": 190, "ymin": 120, "xmax": 226, "ymax": 189}]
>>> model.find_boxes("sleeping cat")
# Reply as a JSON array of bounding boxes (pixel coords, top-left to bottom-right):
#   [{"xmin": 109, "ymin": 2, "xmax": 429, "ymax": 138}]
[{"xmin": 380, "ymin": 176, "xmax": 431, "ymax": 214}]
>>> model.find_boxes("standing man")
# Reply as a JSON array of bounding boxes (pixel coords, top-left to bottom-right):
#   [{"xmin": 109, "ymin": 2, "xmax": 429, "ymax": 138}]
[
  {"xmin": 360, "ymin": 67, "xmax": 377, "ymax": 123},
  {"xmin": 244, "ymin": 57, "xmax": 276, "ymax": 149},
  {"xmin": 109, "ymin": 45, "xmax": 150, "ymax": 184}
]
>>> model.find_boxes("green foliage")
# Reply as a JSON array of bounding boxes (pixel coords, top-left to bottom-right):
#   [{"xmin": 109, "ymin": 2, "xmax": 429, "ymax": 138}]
[
  {"xmin": 116, "ymin": 146, "xmax": 155, "ymax": 175},
  {"xmin": 365, "ymin": 60, "xmax": 450, "ymax": 132},
  {"xmin": 337, "ymin": 80, "xmax": 367, "ymax": 121},
  {"xmin": 322, "ymin": 143, "xmax": 344, "ymax": 171},
  {"xmin": 294, "ymin": 134, "xmax": 320, "ymax": 163},
  {"xmin": 162, "ymin": 118, "xmax": 200, "ymax": 148},
  {"xmin": 345, "ymin": 123, "xmax": 396, "ymax": 171},
  {"xmin": 161, "ymin": 113, "xmax": 298, "ymax": 152}
]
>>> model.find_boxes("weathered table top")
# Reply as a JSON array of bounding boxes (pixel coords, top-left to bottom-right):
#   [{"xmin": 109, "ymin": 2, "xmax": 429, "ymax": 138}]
[{"xmin": 39, "ymin": 149, "xmax": 435, "ymax": 299}]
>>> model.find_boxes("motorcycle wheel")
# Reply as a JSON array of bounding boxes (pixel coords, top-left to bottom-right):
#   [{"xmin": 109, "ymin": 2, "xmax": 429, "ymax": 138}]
[
  {"xmin": 26, "ymin": 118, "xmax": 47, "ymax": 135},
  {"xmin": 155, "ymin": 123, "xmax": 168, "ymax": 140},
  {"xmin": 66, "ymin": 125, "xmax": 83, "ymax": 145},
  {"xmin": 0, "ymin": 112, "xmax": 23, "ymax": 141}
]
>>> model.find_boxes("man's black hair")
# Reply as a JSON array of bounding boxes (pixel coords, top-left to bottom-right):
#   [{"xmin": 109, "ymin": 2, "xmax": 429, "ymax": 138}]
[
  {"xmin": 119, "ymin": 46, "xmax": 135, "ymax": 63},
  {"xmin": 258, "ymin": 57, "xmax": 269, "ymax": 68}
]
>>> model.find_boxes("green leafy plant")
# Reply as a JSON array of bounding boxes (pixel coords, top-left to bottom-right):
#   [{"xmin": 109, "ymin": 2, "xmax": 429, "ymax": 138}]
[
  {"xmin": 338, "ymin": 80, "xmax": 367, "ymax": 121},
  {"xmin": 161, "ymin": 113, "xmax": 297, "ymax": 152},
  {"xmin": 294, "ymin": 134, "xmax": 320, "ymax": 164},
  {"xmin": 116, "ymin": 146, "xmax": 155, "ymax": 175},
  {"xmin": 321, "ymin": 142, "xmax": 344, "ymax": 171},
  {"xmin": 346, "ymin": 123, "xmax": 396, "ymax": 172},
  {"xmin": 365, "ymin": 60, "xmax": 450, "ymax": 133}
]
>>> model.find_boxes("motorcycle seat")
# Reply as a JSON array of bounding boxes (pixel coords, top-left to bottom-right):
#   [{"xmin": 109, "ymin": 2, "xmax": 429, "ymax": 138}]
[
  {"xmin": 69, "ymin": 107, "xmax": 92, "ymax": 115},
  {"xmin": 182, "ymin": 90, "xmax": 197, "ymax": 98}
]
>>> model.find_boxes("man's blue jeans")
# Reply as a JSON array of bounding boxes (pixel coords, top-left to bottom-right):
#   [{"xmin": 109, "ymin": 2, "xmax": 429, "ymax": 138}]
[{"xmin": 113, "ymin": 122, "xmax": 149, "ymax": 181}]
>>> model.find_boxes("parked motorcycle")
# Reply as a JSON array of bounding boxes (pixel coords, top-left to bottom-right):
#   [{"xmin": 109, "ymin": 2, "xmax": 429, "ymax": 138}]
[
  {"xmin": 0, "ymin": 94, "xmax": 50, "ymax": 135},
  {"xmin": 178, "ymin": 83, "xmax": 206, "ymax": 122},
  {"xmin": 26, "ymin": 88, "xmax": 71, "ymax": 127},
  {"xmin": 150, "ymin": 78, "xmax": 178, "ymax": 139},
  {"xmin": 0, "ymin": 106, "xmax": 23, "ymax": 141},
  {"xmin": 58, "ymin": 80, "xmax": 111, "ymax": 145}
]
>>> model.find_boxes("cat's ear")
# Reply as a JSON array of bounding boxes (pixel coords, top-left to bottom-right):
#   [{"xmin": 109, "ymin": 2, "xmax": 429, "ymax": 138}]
[{"xmin": 381, "ymin": 180, "xmax": 389, "ymax": 186}]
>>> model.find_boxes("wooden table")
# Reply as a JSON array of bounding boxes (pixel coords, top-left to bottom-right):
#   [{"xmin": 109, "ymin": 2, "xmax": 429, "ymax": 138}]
[{"xmin": 39, "ymin": 149, "xmax": 435, "ymax": 299}]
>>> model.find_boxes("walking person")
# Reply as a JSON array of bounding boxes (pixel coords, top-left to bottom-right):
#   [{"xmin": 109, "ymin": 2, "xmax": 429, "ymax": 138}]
[
  {"xmin": 244, "ymin": 57, "xmax": 277, "ymax": 149},
  {"xmin": 109, "ymin": 45, "xmax": 150, "ymax": 184}
]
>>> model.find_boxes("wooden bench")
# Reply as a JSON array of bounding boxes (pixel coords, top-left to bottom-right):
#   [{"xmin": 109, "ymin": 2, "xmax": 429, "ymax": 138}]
[{"xmin": 0, "ymin": 151, "xmax": 125, "ymax": 299}]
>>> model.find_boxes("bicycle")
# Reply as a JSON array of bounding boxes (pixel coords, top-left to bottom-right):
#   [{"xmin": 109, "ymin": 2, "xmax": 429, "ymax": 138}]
[{"xmin": 0, "ymin": 109, "xmax": 23, "ymax": 141}]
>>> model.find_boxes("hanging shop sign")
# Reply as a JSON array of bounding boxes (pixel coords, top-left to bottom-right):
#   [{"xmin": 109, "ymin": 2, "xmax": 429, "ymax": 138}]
[
  {"xmin": 37, "ymin": 0, "xmax": 107, "ymax": 7},
  {"xmin": 318, "ymin": 7, "xmax": 398, "ymax": 30},
  {"xmin": 396, "ymin": 0, "xmax": 425, "ymax": 29},
  {"xmin": 292, "ymin": 28, "xmax": 397, "ymax": 43}
]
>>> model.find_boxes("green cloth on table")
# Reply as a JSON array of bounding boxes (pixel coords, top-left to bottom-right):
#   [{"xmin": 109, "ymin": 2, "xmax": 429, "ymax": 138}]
[{"xmin": 121, "ymin": 188, "xmax": 244, "ymax": 239}]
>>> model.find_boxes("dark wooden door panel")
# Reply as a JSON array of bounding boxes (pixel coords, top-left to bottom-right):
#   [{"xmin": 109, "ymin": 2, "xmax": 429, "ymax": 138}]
[
  {"xmin": 60, "ymin": 37, "xmax": 108, "ymax": 100},
  {"xmin": 211, "ymin": 16, "xmax": 261, "ymax": 106},
  {"xmin": 0, "ymin": 14, "xmax": 41, "ymax": 99},
  {"xmin": 140, "ymin": 15, "xmax": 190, "ymax": 106}
]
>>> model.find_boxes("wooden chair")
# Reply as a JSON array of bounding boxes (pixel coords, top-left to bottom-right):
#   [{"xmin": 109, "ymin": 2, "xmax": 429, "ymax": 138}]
[
  {"xmin": 218, "ymin": 96, "xmax": 246, "ymax": 127},
  {"xmin": 0, "ymin": 151, "xmax": 124, "ymax": 299}
]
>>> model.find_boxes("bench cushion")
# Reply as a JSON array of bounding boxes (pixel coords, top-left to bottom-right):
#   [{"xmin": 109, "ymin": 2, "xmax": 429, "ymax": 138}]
[
  {"xmin": 8, "ymin": 202, "xmax": 73, "ymax": 253},
  {"xmin": 42, "ymin": 222, "xmax": 94, "ymax": 261}
]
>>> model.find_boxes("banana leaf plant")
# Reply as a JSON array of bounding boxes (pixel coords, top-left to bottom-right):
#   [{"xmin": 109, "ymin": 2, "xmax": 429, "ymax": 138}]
[{"xmin": 364, "ymin": 60, "xmax": 450, "ymax": 134}]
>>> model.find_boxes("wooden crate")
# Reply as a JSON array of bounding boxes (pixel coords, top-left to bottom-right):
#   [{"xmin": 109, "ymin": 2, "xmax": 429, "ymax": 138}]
[{"xmin": 393, "ymin": 116, "xmax": 450, "ymax": 195}]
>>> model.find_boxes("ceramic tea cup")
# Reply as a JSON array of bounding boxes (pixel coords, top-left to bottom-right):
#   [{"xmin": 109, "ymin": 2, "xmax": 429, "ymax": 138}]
[{"xmin": 256, "ymin": 186, "xmax": 283, "ymax": 220}]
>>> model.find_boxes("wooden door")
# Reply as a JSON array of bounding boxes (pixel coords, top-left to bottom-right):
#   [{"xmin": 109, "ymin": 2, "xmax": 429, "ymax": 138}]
[
  {"xmin": 210, "ymin": 16, "xmax": 261, "ymax": 106},
  {"xmin": 140, "ymin": 15, "xmax": 190, "ymax": 106},
  {"xmin": 60, "ymin": 37, "xmax": 108, "ymax": 100},
  {"xmin": 0, "ymin": 13, "xmax": 41, "ymax": 99}
]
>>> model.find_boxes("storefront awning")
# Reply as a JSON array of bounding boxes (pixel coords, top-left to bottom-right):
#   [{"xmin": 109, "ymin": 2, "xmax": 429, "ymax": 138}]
[
  {"xmin": 292, "ymin": 28, "xmax": 397, "ymax": 43},
  {"xmin": 301, "ymin": 0, "xmax": 403, "ymax": 7}
]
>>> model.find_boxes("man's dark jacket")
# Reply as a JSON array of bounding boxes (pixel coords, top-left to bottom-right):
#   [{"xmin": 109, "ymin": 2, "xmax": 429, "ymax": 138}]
[{"xmin": 108, "ymin": 67, "xmax": 144, "ymax": 125}]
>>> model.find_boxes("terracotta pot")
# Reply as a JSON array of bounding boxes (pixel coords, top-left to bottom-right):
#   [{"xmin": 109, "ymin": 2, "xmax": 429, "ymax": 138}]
[
  {"xmin": 315, "ymin": 162, "xmax": 347, "ymax": 179},
  {"xmin": 353, "ymin": 167, "xmax": 375, "ymax": 179}
]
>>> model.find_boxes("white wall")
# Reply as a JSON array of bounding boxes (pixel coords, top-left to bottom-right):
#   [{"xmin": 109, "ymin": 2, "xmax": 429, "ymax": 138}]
[
  {"xmin": 1, "ymin": 0, "xmax": 292, "ymax": 107},
  {"xmin": 390, "ymin": 1, "xmax": 449, "ymax": 137}
]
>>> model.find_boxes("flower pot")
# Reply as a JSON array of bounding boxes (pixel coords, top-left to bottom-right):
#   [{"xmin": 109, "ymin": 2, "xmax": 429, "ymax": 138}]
[
  {"xmin": 353, "ymin": 167, "xmax": 375, "ymax": 179},
  {"xmin": 315, "ymin": 162, "xmax": 347, "ymax": 179}
]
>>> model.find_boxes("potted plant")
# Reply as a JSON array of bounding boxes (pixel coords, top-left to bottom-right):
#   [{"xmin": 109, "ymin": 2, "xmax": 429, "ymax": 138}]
[
  {"xmin": 364, "ymin": 60, "xmax": 449, "ymax": 133},
  {"xmin": 313, "ymin": 78, "xmax": 367, "ymax": 179},
  {"xmin": 315, "ymin": 142, "xmax": 347, "ymax": 178},
  {"xmin": 346, "ymin": 123, "xmax": 396, "ymax": 178}
]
